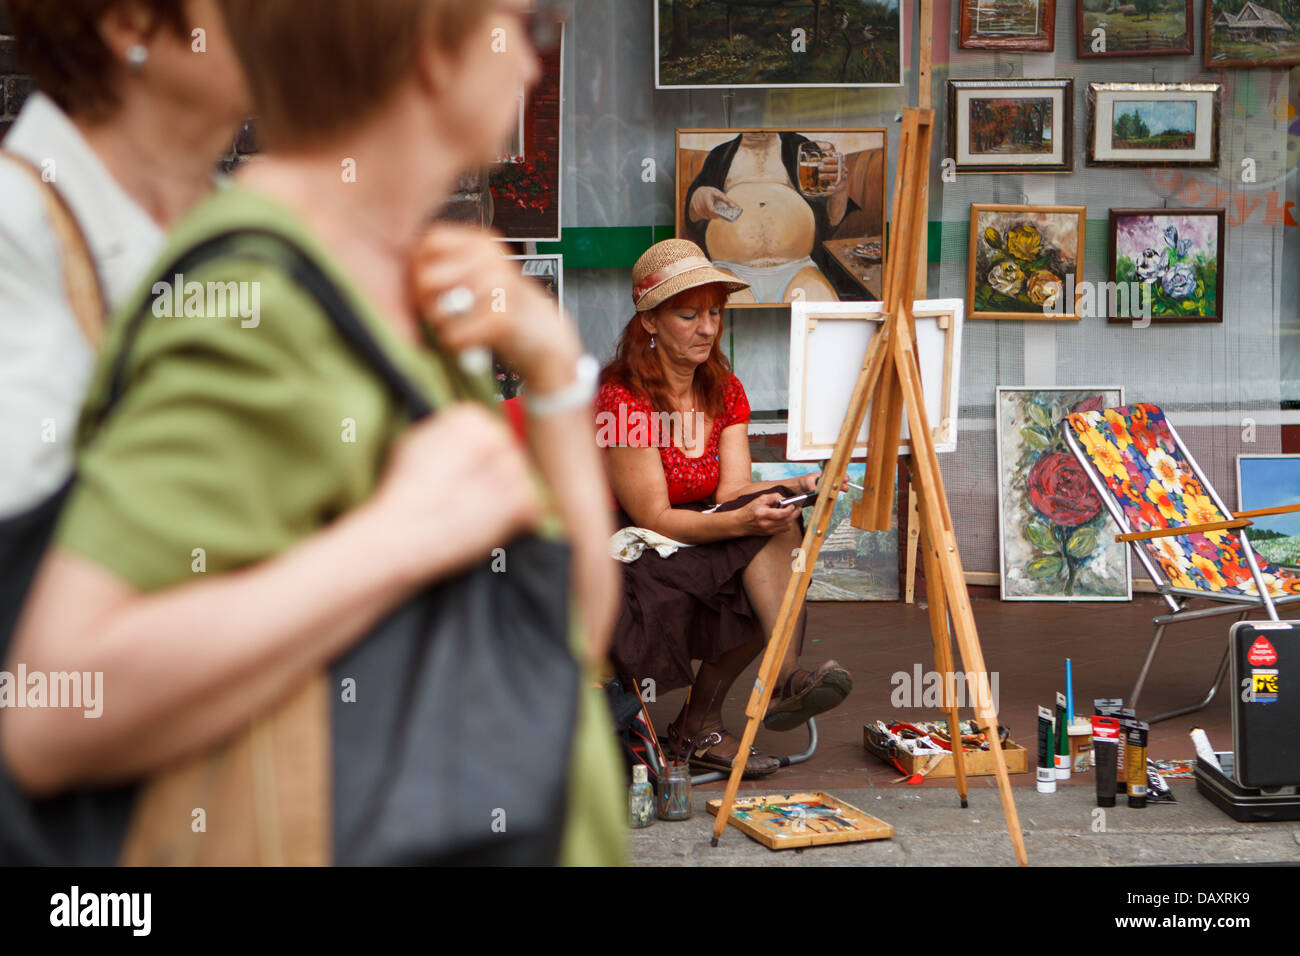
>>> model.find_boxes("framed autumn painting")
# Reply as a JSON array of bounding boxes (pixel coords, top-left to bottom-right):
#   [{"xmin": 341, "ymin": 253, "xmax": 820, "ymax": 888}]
[
  {"xmin": 967, "ymin": 204, "xmax": 1087, "ymax": 321},
  {"xmin": 946, "ymin": 78, "xmax": 1073, "ymax": 174},
  {"xmin": 959, "ymin": 0, "xmax": 1056, "ymax": 50}
]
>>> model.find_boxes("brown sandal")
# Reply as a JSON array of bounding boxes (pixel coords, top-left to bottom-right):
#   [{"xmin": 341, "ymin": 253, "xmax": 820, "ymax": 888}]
[
  {"xmin": 763, "ymin": 659, "xmax": 853, "ymax": 732},
  {"xmin": 665, "ymin": 723, "xmax": 781, "ymax": 778}
]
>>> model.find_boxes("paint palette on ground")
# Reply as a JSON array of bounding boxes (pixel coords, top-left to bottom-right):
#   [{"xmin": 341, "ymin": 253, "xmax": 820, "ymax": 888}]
[{"xmin": 706, "ymin": 791, "xmax": 893, "ymax": 849}]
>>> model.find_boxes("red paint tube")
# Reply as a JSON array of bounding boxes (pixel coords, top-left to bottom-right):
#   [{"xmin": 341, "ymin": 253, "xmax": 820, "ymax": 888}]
[{"xmin": 1091, "ymin": 715, "xmax": 1121, "ymax": 808}]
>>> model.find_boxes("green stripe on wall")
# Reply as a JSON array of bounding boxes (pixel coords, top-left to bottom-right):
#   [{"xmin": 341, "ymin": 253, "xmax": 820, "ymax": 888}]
[{"xmin": 538, "ymin": 221, "xmax": 1105, "ymax": 270}]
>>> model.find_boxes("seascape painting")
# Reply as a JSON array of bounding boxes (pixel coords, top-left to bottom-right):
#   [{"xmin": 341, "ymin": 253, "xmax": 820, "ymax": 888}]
[{"xmin": 997, "ymin": 388, "xmax": 1131, "ymax": 601}]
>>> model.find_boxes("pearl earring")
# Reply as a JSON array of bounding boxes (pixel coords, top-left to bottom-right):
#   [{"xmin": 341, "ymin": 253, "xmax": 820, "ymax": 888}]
[
  {"xmin": 126, "ymin": 44, "xmax": 149, "ymax": 70},
  {"xmin": 650, "ymin": 335, "xmax": 656, "ymax": 350}
]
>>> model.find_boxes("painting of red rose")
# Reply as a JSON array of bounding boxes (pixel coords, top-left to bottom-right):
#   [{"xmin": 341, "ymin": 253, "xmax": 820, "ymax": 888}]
[{"xmin": 997, "ymin": 387, "xmax": 1132, "ymax": 600}]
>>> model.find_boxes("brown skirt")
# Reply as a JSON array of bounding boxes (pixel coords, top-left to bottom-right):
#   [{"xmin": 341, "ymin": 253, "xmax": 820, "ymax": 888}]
[{"xmin": 610, "ymin": 487, "xmax": 807, "ymax": 694}]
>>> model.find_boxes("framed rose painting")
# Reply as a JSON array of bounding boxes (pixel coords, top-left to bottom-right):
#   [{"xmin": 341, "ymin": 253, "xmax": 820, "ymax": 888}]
[
  {"xmin": 967, "ymin": 204, "xmax": 1086, "ymax": 320},
  {"xmin": 997, "ymin": 387, "xmax": 1132, "ymax": 601},
  {"xmin": 1108, "ymin": 209, "xmax": 1226, "ymax": 324}
]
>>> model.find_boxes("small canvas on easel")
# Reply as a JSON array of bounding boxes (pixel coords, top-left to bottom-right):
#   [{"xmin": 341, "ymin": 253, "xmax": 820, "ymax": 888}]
[
  {"xmin": 786, "ymin": 299, "xmax": 964, "ymax": 460},
  {"xmin": 997, "ymin": 387, "xmax": 1132, "ymax": 601},
  {"xmin": 752, "ymin": 463, "xmax": 899, "ymax": 600},
  {"xmin": 706, "ymin": 792, "xmax": 893, "ymax": 850}
]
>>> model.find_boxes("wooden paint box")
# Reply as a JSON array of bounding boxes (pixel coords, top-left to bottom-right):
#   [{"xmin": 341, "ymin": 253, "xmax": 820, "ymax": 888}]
[
  {"xmin": 863, "ymin": 724, "xmax": 1030, "ymax": 778},
  {"xmin": 705, "ymin": 791, "xmax": 893, "ymax": 850}
]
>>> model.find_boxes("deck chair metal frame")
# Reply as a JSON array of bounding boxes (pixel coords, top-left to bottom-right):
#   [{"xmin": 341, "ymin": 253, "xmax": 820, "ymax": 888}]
[{"xmin": 1062, "ymin": 407, "xmax": 1300, "ymax": 724}]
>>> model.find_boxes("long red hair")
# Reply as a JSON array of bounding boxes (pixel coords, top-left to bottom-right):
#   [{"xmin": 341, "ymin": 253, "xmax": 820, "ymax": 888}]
[{"xmin": 600, "ymin": 284, "xmax": 733, "ymax": 418}]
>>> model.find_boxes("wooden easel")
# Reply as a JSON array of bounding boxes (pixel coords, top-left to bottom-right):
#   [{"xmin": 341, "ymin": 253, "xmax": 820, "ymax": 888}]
[{"xmin": 709, "ymin": 107, "xmax": 1029, "ymax": 867}]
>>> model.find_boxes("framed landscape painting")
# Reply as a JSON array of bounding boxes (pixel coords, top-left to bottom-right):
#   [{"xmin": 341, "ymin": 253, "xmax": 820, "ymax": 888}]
[
  {"xmin": 997, "ymin": 387, "xmax": 1131, "ymax": 601},
  {"xmin": 946, "ymin": 79, "xmax": 1073, "ymax": 174},
  {"xmin": 1237, "ymin": 455, "xmax": 1300, "ymax": 568},
  {"xmin": 959, "ymin": 0, "xmax": 1057, "ymax": 49},
  {"xmin": 676, "ymin": 128, "xmax": 888, "ymax": 307},
  {"xmin": 1087, "ymin": 83, "xmax": 1221, "ymax": 168},
  {"xmin": 1076, "ymin": 0, "xmax": 1193, "ymax": 57},
  {"xmin": 1108, "ymin": 209, "xmax": 1225, "ymax": 324},
  {"xmin": 1206, "ymin": 0, "xmax": 1300, "ymax": 67},
  {"xmin": 967, "ymin": 204, "xmax": 1086, "ymax": 321},
  {"xmin": 655, "ymin": 0, "xmax": 902, "ymax": 88}
]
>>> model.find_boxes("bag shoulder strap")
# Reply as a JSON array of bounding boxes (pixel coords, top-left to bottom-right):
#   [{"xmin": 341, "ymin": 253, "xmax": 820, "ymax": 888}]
[
  {"xmin": 0, "ymin": 150, "xmax": 108, "ymax": 349},
  {"xmin": 100, "ymin": 227, "xmax": 435, "ymax": 426}
]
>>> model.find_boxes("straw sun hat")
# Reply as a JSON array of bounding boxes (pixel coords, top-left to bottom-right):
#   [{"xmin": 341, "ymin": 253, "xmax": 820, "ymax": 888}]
[{"xmin": 630, "ymin": 239, "xmax": 750, "ymax": 312}]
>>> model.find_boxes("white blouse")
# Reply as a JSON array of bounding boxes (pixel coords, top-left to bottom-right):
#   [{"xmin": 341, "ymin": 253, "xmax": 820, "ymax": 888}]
[{"xmin": 0, "ymin": 92, "xmax": 164, "ymax": 518}]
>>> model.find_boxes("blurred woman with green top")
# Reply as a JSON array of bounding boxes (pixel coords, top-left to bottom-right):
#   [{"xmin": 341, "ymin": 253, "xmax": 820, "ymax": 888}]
[{"xmin": 1, "ymin": 0, "xmax": 624, "ymax": 865}]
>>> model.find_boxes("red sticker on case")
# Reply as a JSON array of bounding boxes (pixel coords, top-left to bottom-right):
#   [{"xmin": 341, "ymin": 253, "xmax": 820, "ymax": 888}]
[{"xmin": 1248, "ymin": 636, "xmax": 1278, "ymax": 667}]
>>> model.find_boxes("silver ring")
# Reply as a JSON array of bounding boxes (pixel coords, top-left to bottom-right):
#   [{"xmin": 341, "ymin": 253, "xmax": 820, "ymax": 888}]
[{"xmin": 435, "ymin": 285, "xmax": 476, "ymax": 319}]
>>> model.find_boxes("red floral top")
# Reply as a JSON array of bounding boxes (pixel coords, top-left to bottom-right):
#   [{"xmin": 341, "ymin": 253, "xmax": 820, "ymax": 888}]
[{"xmin": 595, "ymin": 375, "xmax": 751, "ymax": 506}]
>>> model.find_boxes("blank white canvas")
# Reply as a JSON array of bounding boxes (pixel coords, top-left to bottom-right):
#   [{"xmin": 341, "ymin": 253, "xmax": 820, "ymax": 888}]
[{"xmin": 787, "ymin": 299, "xmax": 964, "ymax": 461}]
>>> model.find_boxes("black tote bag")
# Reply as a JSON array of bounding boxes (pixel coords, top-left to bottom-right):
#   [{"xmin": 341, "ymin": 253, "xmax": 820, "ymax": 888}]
[{"xmin": 0, "ymin": 229, "xmax": 579, "ymax": 865}]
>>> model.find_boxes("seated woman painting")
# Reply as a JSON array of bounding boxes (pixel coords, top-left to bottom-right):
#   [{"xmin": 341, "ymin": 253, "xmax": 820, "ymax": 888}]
[{"xmin": 595, "ymin": 239, "xmax": 853, "ymax": 777}]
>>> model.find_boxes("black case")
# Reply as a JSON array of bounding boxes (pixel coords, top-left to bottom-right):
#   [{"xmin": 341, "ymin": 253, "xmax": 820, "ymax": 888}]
[
  {"xmin": 1195, "ymin": 753, "xmax": 1300, "ymax": 823},
  {"xmin": 1228, "ymin": 621, "xmax": 1300, "ymax": 789}
]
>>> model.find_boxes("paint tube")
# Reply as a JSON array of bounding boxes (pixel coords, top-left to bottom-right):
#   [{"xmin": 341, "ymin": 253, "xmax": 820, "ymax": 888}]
[
  {"xmin": 1126, "ymin": 721, "xmax": 1149, "ymax": 808},
  {"xmin": 1145, "ymin": 760, "xmax": 1175, "ymax": 804},
  {"xmin": 1091, "ymin": 715, "xmax": 1120, "ymax": 808},
  {"xmin": 1054, "ymin": 692, "xmax": 1070, "ymax": 780},
  {"xmin": 1116, "ymin": 707, "xmax": 1137, "ymax": 793},
  {"xmin": 1036, "ymin": 705, "xmax": 1056, "ymax": 794},
  {"xmin": 1189, "ymin": 727, "xmax": 1222, "ymax": 773}
]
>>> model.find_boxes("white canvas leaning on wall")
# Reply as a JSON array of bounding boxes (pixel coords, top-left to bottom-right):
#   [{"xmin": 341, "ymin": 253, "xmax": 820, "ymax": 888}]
[{"xmin": 785, "ymin": 299, "xmax": 964, "ymax": 461}]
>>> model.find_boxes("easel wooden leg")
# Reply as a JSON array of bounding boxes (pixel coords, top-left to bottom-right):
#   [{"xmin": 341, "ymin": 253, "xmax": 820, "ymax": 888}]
[
  {"xmin": 895, "ymin": 338, "xmax": 1028, "ymax": 866},
  {"xmin": 710, "ymin": 107, "xmax": 1027, "ymax": 867},
  {"xmin": 905, "ymin": 486, "xmax": 920, "ymax": 603},
  {"xmin": 918, "ymin": 513, "xmax": 968, "ymax": 805}
]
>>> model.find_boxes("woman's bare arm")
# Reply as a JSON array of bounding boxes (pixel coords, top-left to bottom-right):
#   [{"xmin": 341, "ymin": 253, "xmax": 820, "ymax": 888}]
[
  {"xmin": 1, "ymin": 404, "xmax": 541, "ymax": 797},
  {"xmin": 603, "ymin": 435, "xmax": 797, "ymax": 546},
  {"xmin": 713, "ymin": 425, "xmax": 817, "ymax": 503}
]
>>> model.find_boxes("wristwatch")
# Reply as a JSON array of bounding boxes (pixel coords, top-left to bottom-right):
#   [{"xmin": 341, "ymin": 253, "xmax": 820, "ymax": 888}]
[{"xmin": 523, "ymin": 353, "xmax": 600, "ymax": 417}]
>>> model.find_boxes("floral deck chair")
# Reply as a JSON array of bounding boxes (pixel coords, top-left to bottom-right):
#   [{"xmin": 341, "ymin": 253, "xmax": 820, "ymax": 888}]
[{"xmin": 1063, "ymin": 404, "xmax": 1300, "ymax": 723}]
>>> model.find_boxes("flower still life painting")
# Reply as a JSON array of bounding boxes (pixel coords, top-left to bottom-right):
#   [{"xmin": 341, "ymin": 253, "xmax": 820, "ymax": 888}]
[
  {"xmin": 1109, "ymin": 209, "xmax": 1225, "ymax": 323},
  {"xmin": 997, "ymin": 387, "xmax": 1131, "ymax": 601},
  {"xmin": 967, "ymin": 204, "xmax": 1086, "ymax": 320}
]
